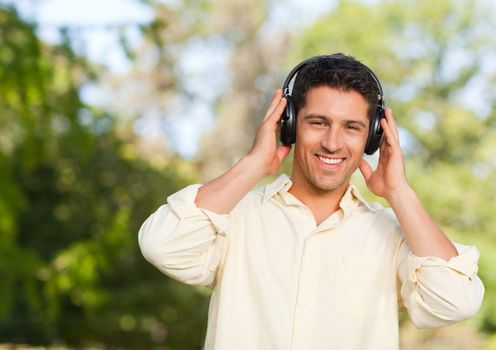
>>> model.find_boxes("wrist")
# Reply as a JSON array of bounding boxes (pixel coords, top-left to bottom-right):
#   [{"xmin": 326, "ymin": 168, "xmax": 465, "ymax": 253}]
[
  {"xmin": 239, "ymin": 153, "xmax": 269, "ymax": 180},
  {"xmin": 384, "ymin": 183, "xmax": 416, "ymax": 208}
]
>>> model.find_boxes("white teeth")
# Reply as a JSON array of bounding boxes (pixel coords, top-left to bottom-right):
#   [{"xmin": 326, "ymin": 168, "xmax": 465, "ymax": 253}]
[{"xmin": 318, "ymin": 156, "xmax": 343, "ymax": 164}]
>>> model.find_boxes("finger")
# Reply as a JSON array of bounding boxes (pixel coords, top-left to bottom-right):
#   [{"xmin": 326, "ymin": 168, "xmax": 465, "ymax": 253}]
[
  {"xmin": 263, "ymin": 89, "xmax": 284, "ymax": 121},
  {"xmin": 380, "ymin": 117, "xmax": 400, "ymax": 149},
  {"xmin": 358, "ymin": 159, "xmax": 373, "ymax": 182},
  {"xmin": 379, "ymin": 135, "xmax": 388, "ymax": 156},
  {"xmin": 384, "ymin": 108, "xmax": 399, "ymax": 142},
  {"xmin": 264, "ymin": 96, "xmax": 287, "ymax": 125}
]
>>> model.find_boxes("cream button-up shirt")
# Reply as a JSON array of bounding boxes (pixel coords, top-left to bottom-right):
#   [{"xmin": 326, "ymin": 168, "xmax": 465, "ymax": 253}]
[{"xmin": 139, "ymin": 174, "xmax": 484, "ymax": 350}]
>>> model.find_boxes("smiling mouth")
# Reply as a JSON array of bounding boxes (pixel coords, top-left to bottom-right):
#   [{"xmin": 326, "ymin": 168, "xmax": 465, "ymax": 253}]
[{"xmin": 316, "ymin": 155, "xmax": 344, "ymax": 165}]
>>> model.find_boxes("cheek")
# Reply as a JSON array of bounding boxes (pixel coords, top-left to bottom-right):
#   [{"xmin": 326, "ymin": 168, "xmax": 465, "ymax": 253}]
[
  {"xmin": 294, "ymin": 139, "xmax": 315, "ymax": 170},
  {"xmin": 297, "ymin": 125, "xmax": 324, "ymax": 146},
  {"xmin": 345, "ymin": 133, "xmax": 368, "ymax": 151},
  {"xmin": 293, "ymin": 143, "xmax": 308, "ymax": 163}
]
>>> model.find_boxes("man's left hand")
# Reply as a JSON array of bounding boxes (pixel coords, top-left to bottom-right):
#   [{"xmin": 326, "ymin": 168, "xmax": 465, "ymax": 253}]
[{"xmin": 359, "ymin": 108, "xmax": 410, "ymax": 202}]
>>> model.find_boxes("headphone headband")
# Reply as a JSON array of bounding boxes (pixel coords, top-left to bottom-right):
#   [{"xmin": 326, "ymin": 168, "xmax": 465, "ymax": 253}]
[{"xmin": 282, "ymin": 54, "xmax": 384, "ymax": 108}]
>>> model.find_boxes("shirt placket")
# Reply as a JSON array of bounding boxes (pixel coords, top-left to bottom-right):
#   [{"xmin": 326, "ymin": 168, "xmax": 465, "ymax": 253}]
[
  {"xmin": 291, "ymin": 214, "xmax": 342, "ymax": 350},
  {"xmin": 291, "ymin": 230, "xmax": 316, "ymax": 350}
]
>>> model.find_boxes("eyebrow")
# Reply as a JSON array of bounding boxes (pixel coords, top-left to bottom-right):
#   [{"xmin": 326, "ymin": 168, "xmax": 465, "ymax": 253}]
[{"xmin": 303, "ymin": 114, "xmax": 368, "ymax": 128}]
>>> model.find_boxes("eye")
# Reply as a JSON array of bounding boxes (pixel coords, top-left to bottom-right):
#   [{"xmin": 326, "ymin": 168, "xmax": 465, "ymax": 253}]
[
  {"xmin": 345, "ymin": 123, "xmax": 361, "ymax": 131},
  {"xmin": 310, "ymin": 120, "xmax": 326, "ymax": 126}
]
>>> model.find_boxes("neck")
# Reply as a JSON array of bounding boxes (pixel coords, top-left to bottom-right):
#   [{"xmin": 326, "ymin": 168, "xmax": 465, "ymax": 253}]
[{"xmin": 288, "ymin": 179, "xmax": 349, "ymax": 226}]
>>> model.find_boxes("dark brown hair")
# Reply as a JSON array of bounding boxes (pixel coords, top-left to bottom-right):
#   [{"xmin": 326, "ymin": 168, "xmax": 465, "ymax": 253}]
[{"xmin": 292, "ymin": 53, "xmax": 380, "ymax": 118}]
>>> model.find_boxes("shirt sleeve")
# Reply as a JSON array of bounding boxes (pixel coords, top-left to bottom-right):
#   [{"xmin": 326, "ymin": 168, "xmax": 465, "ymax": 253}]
[
  {"xmin": 138, "ymin": 184, "xmax": 230, "ymax": 287},
  {"xmin": 397, "ymin": 239, "xmax": 485, "ymax": 328}
]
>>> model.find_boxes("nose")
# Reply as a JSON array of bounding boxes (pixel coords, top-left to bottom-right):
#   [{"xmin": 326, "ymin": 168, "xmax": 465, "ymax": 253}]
[{"xmin": 321, "ymin": 126, "xmax": 343, "ymax": 153}]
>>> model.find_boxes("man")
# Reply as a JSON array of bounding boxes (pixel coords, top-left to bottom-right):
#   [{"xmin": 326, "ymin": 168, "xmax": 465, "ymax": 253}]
[{"xmin": 139, "ymin": 54, "xmax": 484, "ymax": 350}]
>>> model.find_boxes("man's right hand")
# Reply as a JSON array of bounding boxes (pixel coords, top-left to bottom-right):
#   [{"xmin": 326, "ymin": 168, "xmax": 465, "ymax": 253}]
[
  {"xmin": 195, "ymin": 90, "xmax": 291, "ymax": 214},
  {"xmin": 247, "ymin": 89, "xmax": 292, "ymax": 176}
]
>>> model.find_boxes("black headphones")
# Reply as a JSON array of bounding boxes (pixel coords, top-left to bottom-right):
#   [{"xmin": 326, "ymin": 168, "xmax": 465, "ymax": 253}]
[{"xmin": 279, "ymin": 54, "xmax": 385, "ymax": 155}]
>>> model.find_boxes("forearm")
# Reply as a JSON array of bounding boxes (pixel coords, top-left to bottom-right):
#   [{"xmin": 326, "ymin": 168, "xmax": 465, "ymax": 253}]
[
  {"xmin": 387, "ymin": 185, "xmax": 458, "ymax": 260},
  {"xmin": 195, "ymin": 154, "xmax": 266, "ymax": 214}
]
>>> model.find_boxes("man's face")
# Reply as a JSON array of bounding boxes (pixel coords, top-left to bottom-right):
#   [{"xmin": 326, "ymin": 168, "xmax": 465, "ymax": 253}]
[{"xmin": 291, "ymin": 86, "xmax": 370, "ymax": 194}]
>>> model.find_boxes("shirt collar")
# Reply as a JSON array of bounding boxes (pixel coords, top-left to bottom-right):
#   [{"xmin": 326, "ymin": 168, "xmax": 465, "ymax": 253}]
[
  {"xmin": 340, "ymin": 183, "xmax": 376, "ymax": 213},
  {"xmin": 262, "ymin": 173, "xmax": 376, "ymax": 213},
  {"xmin": 263, "ymin": 174, "xmax": 292, "ymax": 202}
]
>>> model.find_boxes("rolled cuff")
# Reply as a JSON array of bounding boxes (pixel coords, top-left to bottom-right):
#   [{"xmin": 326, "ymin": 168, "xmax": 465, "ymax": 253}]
[{"xmin": 407, "ymin": 242, "xmax": 480, "ymax": 283}]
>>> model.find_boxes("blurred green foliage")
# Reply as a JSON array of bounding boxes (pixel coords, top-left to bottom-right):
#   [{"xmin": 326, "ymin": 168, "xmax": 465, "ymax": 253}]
[
  {"xmin": 0, "ymin": 6, "xmax": 208, "ymax": 349},
  {"xmin": 1, "ymin": 0, "xmax": 495, "ymax": 348}
]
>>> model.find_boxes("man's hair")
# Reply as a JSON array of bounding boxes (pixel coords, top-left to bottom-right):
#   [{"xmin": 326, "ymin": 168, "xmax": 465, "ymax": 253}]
[{"xmin": 292, "ymin": 54, "xmax": 380, "ymax": 118}]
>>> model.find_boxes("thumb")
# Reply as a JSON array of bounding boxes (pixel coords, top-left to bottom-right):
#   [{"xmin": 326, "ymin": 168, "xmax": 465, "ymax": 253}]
[
  {"xmin": 358, "ymin": 159, "xmax": 373, "ymax": 182},
  {"xmin": 275, "ymin": 144, "xmax": 292, "ymax": 163}
]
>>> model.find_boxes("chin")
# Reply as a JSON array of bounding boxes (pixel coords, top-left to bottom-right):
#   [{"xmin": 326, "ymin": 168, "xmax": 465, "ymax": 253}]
[
  {"xmin": 311, "ymin": 180, "xmax": 344, "ymax": 192},
  {"xmin": 310, "ymin": 173, "xmax": 351, "ymax": 192}
]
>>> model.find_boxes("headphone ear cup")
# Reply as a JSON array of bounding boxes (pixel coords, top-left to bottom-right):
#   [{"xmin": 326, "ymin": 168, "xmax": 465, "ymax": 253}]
[
  {"xmin": 280, "ymin": 94, "xmax": 297, "ymax": 145},
  {"xmin": 364, "ymin": 107, "xmax": 385, "ymax": 155}
]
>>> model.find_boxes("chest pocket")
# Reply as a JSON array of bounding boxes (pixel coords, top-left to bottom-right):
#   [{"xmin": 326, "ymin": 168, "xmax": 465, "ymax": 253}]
[{"xmin": 328, "ymin": 254, "xmax": 393, "ymax": 320}]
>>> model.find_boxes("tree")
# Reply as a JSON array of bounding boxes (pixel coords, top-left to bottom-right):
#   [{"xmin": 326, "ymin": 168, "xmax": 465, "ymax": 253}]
[
  {"xmin": 0, "ymin": 5, "xmax": 208, "ymax": 349},
  {"xmin": 104, "ymin": 0, "xmax": 292, "ymax": 181}
]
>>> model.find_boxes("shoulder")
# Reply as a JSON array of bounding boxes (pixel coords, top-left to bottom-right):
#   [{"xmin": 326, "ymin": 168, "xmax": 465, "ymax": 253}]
[
  {"xmin": 232, "ymin": 174, "xmax": 290, "ymax": 213},
  {"xmin": 232, "ymin": 187, "xmax": 265, "ymax": 214},
  {"xmin": 368, "ymin": 201, "xmax": 400, "ymax": 227},
  {"xmin": 352, "ymin": 198, "xmax": 402, "ymax": 239},
  {"xmin": 348, "ymin": 184, "xmax": 399, "ymax": 228}
]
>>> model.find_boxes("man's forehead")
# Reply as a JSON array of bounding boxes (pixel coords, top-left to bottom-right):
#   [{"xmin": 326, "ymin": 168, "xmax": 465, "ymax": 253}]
[{"xmin": 298, "ymin": 87, "xmax": 370, "ymax": 122}]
